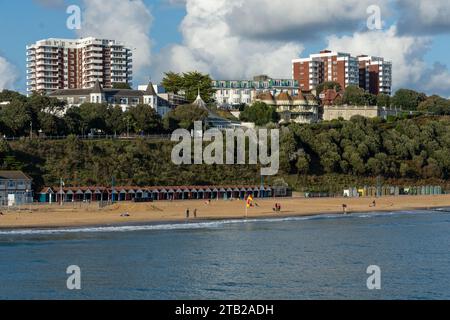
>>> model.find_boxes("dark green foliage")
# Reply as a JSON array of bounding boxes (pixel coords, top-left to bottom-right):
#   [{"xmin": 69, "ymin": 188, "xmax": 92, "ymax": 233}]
[
  {"xmin": 417, "ymin": 95, "xmax": 450, "ymax": 115},
  {"xmin": 161, "ymin": 71, "xmax": 215, "ymax": 103},
  {"xmin": 239, "ymin": 102, "xmax": 280, "ymax": 126},
  {"xmin": 391, "ymin": 88, "xmax": 427, "ymax": 110},
  {"xmin": 342, "ymin": 85, "xmax": 377, "ymax": 106},
  {"xmin": 316, "ymin": 81, "xmax": 342, "ymax": 95},
  {"xmin": 163, "ymin": 104, "xmax": 208, "ymax": 131},
  {"xmin": 112, "ymin": 83, "xmax": 132, "ymax": 90}
]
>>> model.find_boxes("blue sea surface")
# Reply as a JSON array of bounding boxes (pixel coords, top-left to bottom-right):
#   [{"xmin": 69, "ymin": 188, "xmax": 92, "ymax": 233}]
[{"xmin": 0, "ymin": 210, "xmax": 449, "ymax": 300}]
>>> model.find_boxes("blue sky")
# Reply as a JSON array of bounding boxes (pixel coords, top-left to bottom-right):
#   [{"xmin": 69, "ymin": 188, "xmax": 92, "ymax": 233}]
[{"xmin": 1, "ymin": 0, "xmax": 450, "ymax": 96}]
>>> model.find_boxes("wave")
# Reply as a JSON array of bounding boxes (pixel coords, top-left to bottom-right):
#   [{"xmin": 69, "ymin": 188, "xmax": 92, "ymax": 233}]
[{"xmin": 0, "ymin": 210, "xmax": 429, "ymax": 236}]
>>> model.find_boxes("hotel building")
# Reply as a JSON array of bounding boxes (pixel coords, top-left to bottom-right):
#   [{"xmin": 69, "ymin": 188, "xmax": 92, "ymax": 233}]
[
  {"xmin": 212, "ymin": 75, "xmax": 299, "ymax": 108},
  {"xmin": 26, "ymin": 37, "xmax": 133, "ymax": 95},
  {"xmin": 292, "ymin": 50, "xmax": 392, "ymax": 95}
]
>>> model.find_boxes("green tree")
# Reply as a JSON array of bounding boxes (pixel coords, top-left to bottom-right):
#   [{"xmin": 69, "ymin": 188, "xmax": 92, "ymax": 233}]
[
  {"xmin": 377, "ymin": 94, "xmax": 391, "ymax": 107},
  {"xmin": 163, "ymin": 104, "xmax": 209, "ymax": 131},
  {"xmin": 342, "ymin": 85, "xmax": 367, "ymax": 105},
  {"xmin": 417, "ymin": 95, "xmax": 450, "ymax": 115},
  {"xmin": 296, "ymin": 153, "xmax": 310, "ymax": 175},
  {"xmin": 105, "ymin": 105, "xmax": 126, "ymax": 135},
  {"xmin": 112, "ymin": 83, "xmax": 132, "ymax": 89},
  {"xmin": 0, "ymin": 100, "xmax": 32, "ymax": 136},
  {"xmin": 63, "ymin": 107, "xmax": 83, "ymax": 135},
  {"xmin": 161, "ymin": 71, "xmax": 215, "ymax": 103},
  {"xmin": 0, "ymin": 90, "xmax": 27, "ymax": 103},
  {"xmin": 127, "ymin": 104, "xmax": 162, "ymax": 134},
  {"xmin": 391, "ymin": 89, "xmax": 427, "ymax": 110},
  {"xmin": 78, "ymin": 103, "xmax": 109, "ymax": 134},
  {"xmin": 316, "ymin": 81, "xmax": 342, "ymax": 95},
  {"xmin": 239, "ymin": 102, "xmax": 280, "ymax": 126}
]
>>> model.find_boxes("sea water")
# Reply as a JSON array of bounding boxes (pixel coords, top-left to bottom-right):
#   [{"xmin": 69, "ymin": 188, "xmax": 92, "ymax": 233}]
[{"xmin": 0, "ymin": 210, "xmax": 449, "ymax": 300}]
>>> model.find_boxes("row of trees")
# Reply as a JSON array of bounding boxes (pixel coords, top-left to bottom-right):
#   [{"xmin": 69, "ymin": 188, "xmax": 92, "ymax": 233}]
[
  {"xmin": 0, "ymin": 90, "xmax": 209, "ymax": 137},
  {"xmin": 318, "ymin": 81, "xmax": 450, "ymax": 114}
]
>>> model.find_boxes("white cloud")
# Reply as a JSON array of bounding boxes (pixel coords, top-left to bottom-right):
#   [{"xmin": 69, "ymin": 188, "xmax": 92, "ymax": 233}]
[
  {"xmin": 78, "ymin": 0, "xmax": 153, "ymax": 83},
  {"xmin": 0, "ymin": 56, "xmax": 19, "ymax": 91},
  {"xmin": 326, "ymin": 26, "xmax": 432, "ymax": 92},
  {"xmin": 396, "ymin": 0, "xmax": 450, "ymax": 35},
  {"xmin": 155, "ymin": 0, "xmax": 304, "ymax": 80},
  {"xmin": 228, "ymin": 0, "xmax": 390, "ymax": 41},
  {"xmin": 421, "ymin": 63, "xmax": 450, "ymax": 97}
]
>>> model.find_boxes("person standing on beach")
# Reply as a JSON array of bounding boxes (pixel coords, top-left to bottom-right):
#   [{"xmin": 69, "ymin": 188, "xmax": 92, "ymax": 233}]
[
  {"xmin": 186, "ymin": 209, "xmax": 190, "ymax": 219},
  {"xmin": 342, "ymin": 204, "xmax": 348, "ymax": 214},
  {"xmin": 194, "ymin": 209, "xmax": 197, "ymax": 219}
]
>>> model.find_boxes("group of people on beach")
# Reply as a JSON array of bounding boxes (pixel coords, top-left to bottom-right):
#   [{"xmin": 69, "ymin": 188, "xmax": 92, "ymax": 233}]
[
  {"xmin": 341, "ymin": 200, "xmax": 377, "ymax": 214},
  {"xmin": 186, "ymin": 208, "xmax": 197, "ymax": 219}
]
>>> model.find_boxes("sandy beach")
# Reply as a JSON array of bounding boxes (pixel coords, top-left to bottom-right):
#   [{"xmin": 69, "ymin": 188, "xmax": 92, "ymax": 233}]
[{"xmin": 0, "ymin": 194, "xmax": 450, "ymax": 229}]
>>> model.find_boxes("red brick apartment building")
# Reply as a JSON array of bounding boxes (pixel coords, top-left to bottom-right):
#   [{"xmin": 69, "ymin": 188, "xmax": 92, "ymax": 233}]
[{"xmin": 292, "ymin": 50, "xmax": 392, "ymax": 95}]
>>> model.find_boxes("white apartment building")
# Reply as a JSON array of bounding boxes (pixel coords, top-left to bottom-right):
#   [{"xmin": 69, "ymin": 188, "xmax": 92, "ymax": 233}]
[{"xmin": 26, "ymin": 37, "xmax": 133, "ymax": 95}]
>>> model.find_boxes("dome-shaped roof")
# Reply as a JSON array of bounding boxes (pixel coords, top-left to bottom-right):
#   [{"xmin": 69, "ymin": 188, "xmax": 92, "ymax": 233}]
[
  {"xmin": 276, "ymin": 92, "xmax": 292, "ymax": 101},
  {"xmin": 293, "ymin": 91, "xmax": 306, "ymax": 101},
  {"xmin": 256, "ymin": 92, "xmax": 275, "ymax": 101}
]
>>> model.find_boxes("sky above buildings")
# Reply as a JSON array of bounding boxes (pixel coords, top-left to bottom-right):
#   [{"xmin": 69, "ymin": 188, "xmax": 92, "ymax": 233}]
[{"xmin": 1, "ymin": 0, "xmax": 450, "ymax": 96}]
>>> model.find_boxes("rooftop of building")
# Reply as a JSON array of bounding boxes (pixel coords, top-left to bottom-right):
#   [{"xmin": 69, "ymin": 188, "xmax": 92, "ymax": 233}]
[
  {"xmin": 48, "ymin": 81, "xmax": 157, "ymax": 98},
  {"xmin": 0, "ymin": 171, "xmax": 32, "ymax": 181}
]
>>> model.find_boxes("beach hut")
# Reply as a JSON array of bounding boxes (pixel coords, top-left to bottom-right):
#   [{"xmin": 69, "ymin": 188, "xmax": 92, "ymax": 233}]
[
  {"xmin": 135, "ymin": 189, "xmax": 144, "ymax": 200},
  {"xmin": 219, "ymin": 188, "xmax": 226, "ymax": 199},
  {"xmin": 150, "ymin": 188, "xmax": 160, "ymax": 201},
  {"xmin": 66, "ymin": 189, "xmax": 74, "ymax": 202},
  {"xmin": 238, "ymin": 187, "xmax": 246, "ymax": 199},
  {"xmin": 225, "ymin": 188, "xmax": 233, "ymax": 199},
  {"xmin": 93, "ymin": 188, "xmax": 104, "ymax": 201},
  {"xmin": 39, "ymin": 187, "xmax": 54, "ymax": 203},
  {"xmin": 84, "ymin": 188, "xmax": 93, "ymax": 202},
  {"xmin": 191, "ymin": 188, "xmax": 198, "ymax": 199},
  {"xmin": 211, "ymin": 188, "xmax": 219, "ymax": 199}
]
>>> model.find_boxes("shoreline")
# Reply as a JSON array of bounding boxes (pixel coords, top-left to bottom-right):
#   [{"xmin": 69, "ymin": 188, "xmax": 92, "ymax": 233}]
[{"xmin": 1, "ymin": 195, "xmax": 450, "ymax": 231}]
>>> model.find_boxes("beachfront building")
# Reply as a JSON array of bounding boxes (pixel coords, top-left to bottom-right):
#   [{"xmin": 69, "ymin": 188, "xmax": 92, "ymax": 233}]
[
  {"xmin": 0, "ymin": 171, "xmax": 33, "ymax": 206},
  {"xmin": 254, "ymin": 91, "xmax": 320, "ymax": 124},
  {"xmin": 48, "ymin": 80, "xmax": 173, "ymax": 117},
  {"xmin": 38, "ymin": 185, "xmax": 283, "ymax": 203},
  {"xmin": 26, "ymin": 37, "xmax": 133, "ymax": 95},
  {"xmin": 212, "ymin": 75, "xmax": 299, "ymax": 109}
]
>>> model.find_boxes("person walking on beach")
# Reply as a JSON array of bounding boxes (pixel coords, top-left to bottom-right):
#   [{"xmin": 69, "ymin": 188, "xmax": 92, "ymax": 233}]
[
  {"xmin": 342, "ymin": 204, "xmax": 348, "ymax": 214},
  {"xmin": 194, "ymin": 209, "xmax": 197, "ymax": 219},
  {"xmin": 186, "ymin": 209, "xmax": 190, "ymax": 219}
]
